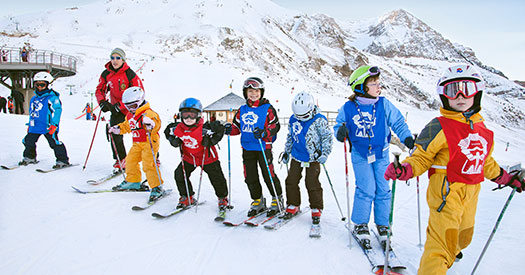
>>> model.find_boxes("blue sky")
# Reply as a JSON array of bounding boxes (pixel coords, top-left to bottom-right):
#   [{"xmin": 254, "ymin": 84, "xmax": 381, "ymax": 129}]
[{"xmin": 2, "ymin": 0, "xmax": 524, "ymax": 80}]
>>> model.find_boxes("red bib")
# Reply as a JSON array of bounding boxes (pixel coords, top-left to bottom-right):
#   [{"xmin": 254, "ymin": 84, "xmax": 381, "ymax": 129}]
[
  {"xmin": 437, "ymin": 117, "xmax": 494, "ymax": 184},
  {"xmin": 127, "ymin": 110, "xmax": 148, "ymax": 143}
]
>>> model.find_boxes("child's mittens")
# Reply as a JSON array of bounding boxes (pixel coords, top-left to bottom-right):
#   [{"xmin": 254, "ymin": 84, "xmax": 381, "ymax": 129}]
[
  {"xmin": 224, "ymin": 122, "xmax": 232, "ymax": 135},
  {"xmin": 168, "ymin": 137, "xmax": 182, "ymax": 148},
  {"xmin": 142, "ymin": 116, "xmax": 155, "ymax": 131},
  {"xmin": 404, "ymin": 136, "xmax": 415, "ymax": 150},
  {"xmin": 492, "ymin": 169, "xmax": 524, "ymax": 193},
  {"xmin": 384, "ymin": 162, "xmax": 413, "ymax": 181},
  {"xmin": 336, "ymin": 126, "xmax": 348, "ymax": 142},
  {"xmin": 317, "ymin": 155, "xmax": 327, "ymax": 164},
  {"xmin": 108, "ymin": 125, "xmax": 120, "ymax": 135},
  {"xmin": 278, "ymin": 152, "xmax": 289, "ymax": 164},
  {"xmin": 253, "ymin": 127, "xmax": 266, "ymax": 139}
]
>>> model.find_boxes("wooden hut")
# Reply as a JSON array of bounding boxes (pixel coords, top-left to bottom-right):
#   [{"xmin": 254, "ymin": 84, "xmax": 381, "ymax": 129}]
[{"xmin": 203, "ymin": 92, "xmax": 246, "ymax": 122}]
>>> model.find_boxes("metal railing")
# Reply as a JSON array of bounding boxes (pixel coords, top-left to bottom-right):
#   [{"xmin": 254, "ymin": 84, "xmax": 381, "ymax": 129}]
[{"xmin": 0, "ymin": 46, "xmax": 77, "ymax": 72}]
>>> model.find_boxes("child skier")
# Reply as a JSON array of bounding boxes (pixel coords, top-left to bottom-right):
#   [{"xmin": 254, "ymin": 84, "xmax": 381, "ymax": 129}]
[
  {"xmin": 226, "ymin": 77, "xmax": 283, "ymax": 217},
  {"xmin": 279, "ymin": 92, "xmax": 333, "ymax": 226},
  {"xmin": 333, "ymin": 65, "xmax": 414, "ymax": 249},
  {"xmin": 108, "ymin": 87, "xmax": 166, "ymax": 202},
  {"xmin": 19, "ymin": 72, "xmax": 70, "ymax": 168},
  {"xmin": 164, "ymin": 98, "xmax": 229, "ymax": 210},
  {"xmin": 384, "ymin": 64, "xmax": 524, "ymax": 274}
]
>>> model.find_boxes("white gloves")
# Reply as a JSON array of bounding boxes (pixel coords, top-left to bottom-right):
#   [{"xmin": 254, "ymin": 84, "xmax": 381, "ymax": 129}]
[
  {"xmin": 142, "ymin": 116, "xmax": 155, "ymax": 131},
  {"xmin": 108, "ymin": 125, "xmax": 120, "ymax": 134}
]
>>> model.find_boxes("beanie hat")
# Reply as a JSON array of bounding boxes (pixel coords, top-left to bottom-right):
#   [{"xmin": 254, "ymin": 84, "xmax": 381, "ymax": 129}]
[{"xmin": 110, "ymin": 48, "xmax": 126, "ymax": 61}]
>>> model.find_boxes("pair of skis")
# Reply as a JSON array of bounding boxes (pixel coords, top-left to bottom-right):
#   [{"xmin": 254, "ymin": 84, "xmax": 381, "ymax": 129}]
[
  {"xmin": 1, "ymin": 162, "xmax": 78, "ymax": 172},
  {"xmin": 222, "ymin": 209, "xmax": 277, "ymax": 227}
]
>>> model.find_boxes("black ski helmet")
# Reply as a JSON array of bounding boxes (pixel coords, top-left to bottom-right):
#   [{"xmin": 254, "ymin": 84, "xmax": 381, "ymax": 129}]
[{"xmin": 242, "ymin": 77, "xmax": 265, "ymax": 99}]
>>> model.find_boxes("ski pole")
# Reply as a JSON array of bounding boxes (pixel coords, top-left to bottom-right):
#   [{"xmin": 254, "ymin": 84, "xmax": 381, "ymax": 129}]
[
  {"xmin": 82, "ymin": 108, "xmax": 102, "ymax": 170},
  {"xmin": 471, "ymin": 186, "xmax": 519, "ymax": 274},
  {"xmin": 343, "ymin": 136, "xmax": 352, "ymax": 248},
  {"xmin": 194, "ymin": 149, "xmax": 206, "ymax": 213},
  {"xmin": 108, "ymin": 127, "xmax": 126, "ymax": 180},
  {"xmin": 258, "ymin": 138, "xmax": 282, "ymax": 213},
  {"xmin": 411, "ymin": 133, "xmax": 423, "ymax": 249},
  {"xmin": 322, "ymin": 163, "xmax": 346, "ymax": 221},
  {"xmin": 179, "ymin": 146, "xmax": 193, "ymax": 209},
  {"xmin": 146, "ymin": 131, "xmax": 163, "ymax": 192},
  {"xmin": 227, "ymin": 129, "xmax": 233, "ymax": 209},
  {"xmin": 384, "ymin": 152, "xmax": 401, "ymax": 275}
]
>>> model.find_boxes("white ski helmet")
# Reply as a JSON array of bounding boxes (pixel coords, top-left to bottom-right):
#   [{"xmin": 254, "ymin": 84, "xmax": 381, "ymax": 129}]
[
  {"xmin": 34, "ymin": 72, "xmax": 54, "ymax": 83},
  {"xmin": 122, "ymin": 86, "xmax": 145, "ymax": 112},
  {"xmin": 292, "ymin": 91, "xmax": 316, "ymax": 121},
  {"xmin": 436, "ymin": 64, "xmax": 485, "ymax": 112}
]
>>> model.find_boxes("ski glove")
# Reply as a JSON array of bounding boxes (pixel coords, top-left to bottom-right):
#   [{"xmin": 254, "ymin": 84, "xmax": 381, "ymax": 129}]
[
  {"xmin": 384, "ymin": 162, "xmax": 413, "ymax": 181},
  {"xmin": 168, "ymin": 136, "xmax": 182, "ymax": 148},
  {"xmin": 108, "ymin": 125, "xmax": 120, "ymax": 135},
  {"xmin": 111, "ymin": 103, "xmax": 121, "ymax": 114},
  {"xmin": 99, "ymin": 100, "xmax": 111, "ymax": 113},
  {"xmin": 142, "ymin": 116, "xmax": 155, "ymax": 131},
  {"xmin": 224, "ymin": 122, "xmax": 232, "ymax": 135},
  {"xmin": 317, "ymin": 155, "xmax": 328, "ymax": 164},
  {"xmin": 492, "ymin": 168, "xmax": 524, "ymax": 193},
  {"xmin": 278, "ymin": 152, "xmax": 290, "ymax": 164},
  {"xmin": 404, "ymin": 136, "xmax": 415, "ymax": 150},
  {"xmin": 48, "ymin": 125, "xmax": 57, "ymax": 135},
  {"xmin": 336, "ymin": 126, "xmax": 348, "ymax": 143},
  {"xmin": 253, "ymin": 127, "xmax": 267, "ymax": 139},
  {"xmin": 202, "ymin": 135, "xmax": 212, "ymax": 148}
]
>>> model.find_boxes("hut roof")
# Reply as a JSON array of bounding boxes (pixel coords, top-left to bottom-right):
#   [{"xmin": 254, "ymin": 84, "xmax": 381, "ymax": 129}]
[{"xmin": 203, "ymin": 92, "xmax": 246, "ymax": 111}]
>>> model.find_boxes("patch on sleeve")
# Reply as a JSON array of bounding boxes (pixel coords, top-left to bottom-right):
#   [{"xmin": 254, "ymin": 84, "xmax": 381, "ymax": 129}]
[{"xmin": 416, "ymin": 118, "xmax": 442, "ymax": 151}]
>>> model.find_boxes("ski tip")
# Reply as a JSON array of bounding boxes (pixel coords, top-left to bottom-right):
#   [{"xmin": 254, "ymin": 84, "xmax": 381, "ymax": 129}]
[
  {"xmin": 71, "ymin": 186, "xmax": 87, "ymax": 194},
  {"xmin": 152, "ymin": 213, "xmax": 166, "ymax": 219}
]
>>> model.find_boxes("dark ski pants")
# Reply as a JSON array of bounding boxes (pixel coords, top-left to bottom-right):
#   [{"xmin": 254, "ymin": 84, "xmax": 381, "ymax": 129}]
[
  {"xmin": 108, "ymin": 112, "xmax": 127, "ymax": 161},
  {"xmin": 174, "ymin": 160, "xmax": 228, "ymax": 198},
  {"xmin": 22, "ymin": 132, "xmax": 69, "ymax": 163},
  {"xmin": 242, "ymin": 149, "xmax": 282, "ymax": 200},
  {"xmin": 285, "ymin": 159, "xmax": 323, "ymax": 210}
]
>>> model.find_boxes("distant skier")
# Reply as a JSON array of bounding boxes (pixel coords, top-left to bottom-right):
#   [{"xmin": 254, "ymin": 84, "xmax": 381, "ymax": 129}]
[
  {"xmin": 0, "ymin": 95, "xmax": 6, "ymax": 113},
  {"xmin": 19, "ymin": 72, "xmax": 70, "ymax": 168},
  {"xmin": 226, "ymin": 77, "xmax": 283, "ymax": 217},
  {"xmin": 279, "ymin": 92, "xmax": 333, "ymax": 226},
  {"xmin": 108, "ymin": 87, "xmax": 166, "ymax": 203},
  {"xmin": 164, "ymin": 98, "xmax": 229, "ymax": 210},
  {"xmin": 333, "ymin": 65, "xmax": 414, "ymax": 249},
  {"xmin": 96, "ymin": 47, "xmax": 144, "ymax": 170},
  {"xmin": 384, "ymin": 64, "xmax": 524, "ymax": 274},
  {"xmin": 82, "ymin": 103, "xmax": 92, "ymax": 120}
]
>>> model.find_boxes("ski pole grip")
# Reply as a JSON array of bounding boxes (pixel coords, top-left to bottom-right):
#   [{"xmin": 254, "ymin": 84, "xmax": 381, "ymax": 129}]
[{"xmin": 393, "ymin": 152, "xmax": 401, "ymax": 169}]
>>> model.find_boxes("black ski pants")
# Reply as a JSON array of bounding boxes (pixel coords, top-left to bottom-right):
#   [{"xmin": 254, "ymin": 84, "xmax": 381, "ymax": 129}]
[
  {"xmin": 242, "ymin": 149, "xmax": 282, "ymax": 200},
  {"xmin": 285, "ymin": 159, "xmax": 323, "ymax": 210},
  {"xmin": 174, "ymin": 160, "xmax": 228, "ymax": 198},
  {"xmin": 0, "ymin": 97, "xmax": 6, "ymax": 113},
  {"xmin": 22, "ymin": 132, "xmax": 69, "ymax": 163},
  {"xmin": 108, "ymin": 112, "xmax": 127, "ymax": 161}
]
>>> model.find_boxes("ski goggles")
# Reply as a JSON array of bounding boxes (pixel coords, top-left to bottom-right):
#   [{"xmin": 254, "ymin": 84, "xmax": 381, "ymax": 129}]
[
  {"xmin": 34, "ymin": 82, "xmax": 47, "ymax": 88},
  {"xmin": 110, "ymin": 56, "xmax": 122, "ymax": 60},
  {"xmin": 124, "ymin": 101, "xmax": 140, "ymax": 111},
  {"xmin": 181, "ymin": 110, "xmax": 199, "ymax": 120},
  {"xmin": 243, "ymin": 79, "xmax": 264, "ymax": 90},
  {"xmin": 440, "ymin": 80, "xmax": 481, "ymax": 99},
  {"xmin": 348, "ymin": 66, "xmax": 380, "ymax": 87}
]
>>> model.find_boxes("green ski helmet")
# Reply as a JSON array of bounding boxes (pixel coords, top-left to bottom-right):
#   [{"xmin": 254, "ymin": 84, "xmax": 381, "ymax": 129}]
[{"xmin": 348, "ymin": 65, "xmax": 380, "ymax": 95}]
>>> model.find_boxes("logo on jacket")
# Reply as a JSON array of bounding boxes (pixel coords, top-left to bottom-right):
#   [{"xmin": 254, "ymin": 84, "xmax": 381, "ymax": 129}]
[
  {"xmin": 30, "ymin": 100, "xmax": 44, "ymax": 118},
  {"xmin": 352, "ymin": 113, "xmax": 375, "ymax": 138},
  {"xmin": 292, "ymin": 121, "xmax": 303, "ymax": 143},
  {"xmin": 458, "ymin": 133, "xmax": 488, "ymax": 174},
  {"xmin": 181, "ymin": 135, "xmax": 198, "ymax": 149},
  {"xmin": 241, "ymin": 111, "xmax": 259, "ymax": 133}
]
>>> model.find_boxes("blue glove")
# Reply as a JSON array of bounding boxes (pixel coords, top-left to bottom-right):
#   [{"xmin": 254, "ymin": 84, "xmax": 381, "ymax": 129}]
[
  {"xmin": 253, "ymin": 127, "xmax": 266, "ymax": 139},
  {"xmin": 317, "ymin": 155, "xmax": 327, "ymax": 164}
]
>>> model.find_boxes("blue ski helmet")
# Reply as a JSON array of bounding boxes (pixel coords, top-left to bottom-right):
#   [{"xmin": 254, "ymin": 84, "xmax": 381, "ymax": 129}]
[{"xmin": 179, "ymin": 98, "xmax": 203, "ymax": 113}]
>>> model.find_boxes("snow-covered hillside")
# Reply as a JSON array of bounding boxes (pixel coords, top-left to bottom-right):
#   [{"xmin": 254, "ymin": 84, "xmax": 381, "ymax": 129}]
[{"xmin": 1, "ymin": 0, "xmax": 525, "ymax": 274}]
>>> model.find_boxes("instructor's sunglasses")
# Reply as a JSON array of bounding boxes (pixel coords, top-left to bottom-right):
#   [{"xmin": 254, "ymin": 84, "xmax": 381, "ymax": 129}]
[
  {"xmin": 441, "ymin": 80, "xmax": 480, "ymax": 100},
  {"xmin": 243, "ymin": 79, "xmax": 264, "ymax": 90},
  {"xmin": 110, "ymin": 56, "xmax": 122, "ymax": 60}
]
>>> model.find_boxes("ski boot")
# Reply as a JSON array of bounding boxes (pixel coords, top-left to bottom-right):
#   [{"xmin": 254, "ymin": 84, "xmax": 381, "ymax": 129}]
[
  {"xmin": 218, "ymin": 197, "xmax": 229, "ymax": 211},
  {"xmin": 282, "ymin": 205, "xmax": 300, "ymax": 220},
  {"xmin": 149, "ymin": 186, "xmax": 166, "ymax": 203},
  {"xmin": 311, "ymin": 208, "xmax": 322, "ymax": 225},
  {"xmin": 112, "ymin": 181, "xmax": 149, "ymax": 191},
  {"xmin": 353, "ymin": 223, "xmax": 372, "ymax": 250},
  {"xmin": 267, "ymin": 195, "xmax": 284, "ymax": 217},
  {"xmin": 53, "ymin": 160, "xmax": 70, "ymax": 169},
  {"xmin": 177, "ymin": 195, "xmax": 196, "ymax": 209},
  {"xmin": 376, "ymin": 224, "xmax": 391, "ymax": 251},
  {"xmin": 18, "ymin": 157, "xmax": 37, "ymax": 166},
  {"xmin": 247, "ymin": 197, "xmax": 266, "ymax": 217}
]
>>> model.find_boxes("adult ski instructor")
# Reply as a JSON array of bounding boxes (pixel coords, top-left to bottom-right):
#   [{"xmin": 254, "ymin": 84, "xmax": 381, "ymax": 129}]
[{"xmin": 96, "ymin": 47, "xmax": 144, "ymax": 170}]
